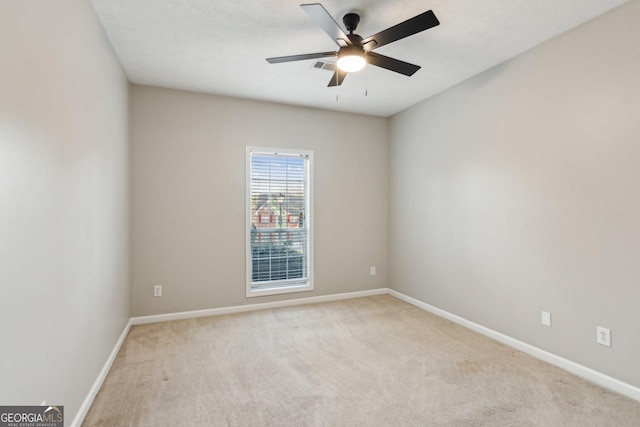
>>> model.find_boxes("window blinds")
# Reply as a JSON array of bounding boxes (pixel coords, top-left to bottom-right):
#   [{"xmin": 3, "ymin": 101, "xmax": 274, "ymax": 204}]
[{"xmin": 249, "ymin": 151, "xmax": 310, "ymax": 289}]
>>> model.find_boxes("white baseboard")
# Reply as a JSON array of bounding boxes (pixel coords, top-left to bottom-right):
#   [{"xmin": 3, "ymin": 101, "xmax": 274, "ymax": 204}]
[
  {"xmin": 387, "ymin": 289, "xmax": 640, "ymax": 402},
  {"xmin": 130, "ymin": 288, "xmax": 389, "ymax": 325},
  {"xmin": 70, "ymin": 318, "xmax": 133, "ymax": 427}
]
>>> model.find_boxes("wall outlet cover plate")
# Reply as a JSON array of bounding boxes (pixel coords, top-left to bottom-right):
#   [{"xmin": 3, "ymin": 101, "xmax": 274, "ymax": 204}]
[
  {"xmin": 597, "ymin": 326, "xmax": 611, "ymax": 347},
  {"xmin": 541, "ymin": 311, "xmax": 551, "ymax": 327}
]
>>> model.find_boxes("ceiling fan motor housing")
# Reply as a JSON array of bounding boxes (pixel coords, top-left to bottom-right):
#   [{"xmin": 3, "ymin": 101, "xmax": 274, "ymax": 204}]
[{"xmin": 347, "ymin": 33, "xmax": 363, "ymax": 44}]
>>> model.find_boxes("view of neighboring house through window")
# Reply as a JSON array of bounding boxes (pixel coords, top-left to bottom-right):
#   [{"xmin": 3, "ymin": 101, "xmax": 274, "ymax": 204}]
[{"xmin": 246, "ymin": 147, "xmax": 313, "ymax": 297}]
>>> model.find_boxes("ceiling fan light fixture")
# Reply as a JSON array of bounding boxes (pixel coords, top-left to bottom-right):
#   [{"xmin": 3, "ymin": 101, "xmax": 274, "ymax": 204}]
[
  {"xmin": 266, "ymin": 4, "xmax": 440, "ymax": 87},
  {"xmin": 337, "ymin": 46, "xmax": 366, "ymax": 72}
]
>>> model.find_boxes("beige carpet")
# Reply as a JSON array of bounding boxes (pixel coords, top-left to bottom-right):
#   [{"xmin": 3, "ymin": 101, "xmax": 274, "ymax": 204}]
[{"xmin": 82, "ymin": 295, "xmax": 640, "ymax": 426}]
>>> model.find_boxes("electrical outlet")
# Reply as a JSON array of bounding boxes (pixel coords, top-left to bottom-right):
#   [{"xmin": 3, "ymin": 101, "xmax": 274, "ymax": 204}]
[
  {"xmin": 596, "ymin": 326, "xmax": 611, "ymax": 347},
  {"xmin": 541, "ymin": 311, "xmax": 551, "ymax": 327},
  {"xmin": 370, "ymin": 266, "xmax": 376, "ymax": 276},
  {"xmin": 153, "ymin": 285, "xmax": 163, "ymax": 297}
]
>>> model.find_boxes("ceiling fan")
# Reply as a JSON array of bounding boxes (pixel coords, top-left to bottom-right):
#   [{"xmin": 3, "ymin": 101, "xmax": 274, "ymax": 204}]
[{"xmin": 266, "ymin": 3, "xmax": 440, "ymax": 87}]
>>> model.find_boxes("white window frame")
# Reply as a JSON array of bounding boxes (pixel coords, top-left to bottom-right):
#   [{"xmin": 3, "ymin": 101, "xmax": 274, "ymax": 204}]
[{"xmin": 246, "ymin": 146, "xmax": 314, "ymax": 298}]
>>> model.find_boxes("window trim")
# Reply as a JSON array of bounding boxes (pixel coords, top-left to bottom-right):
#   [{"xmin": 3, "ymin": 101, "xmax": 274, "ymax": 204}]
[{"xmin": 245, "ymin": 146, "xmax": 314, "ymax": 298}]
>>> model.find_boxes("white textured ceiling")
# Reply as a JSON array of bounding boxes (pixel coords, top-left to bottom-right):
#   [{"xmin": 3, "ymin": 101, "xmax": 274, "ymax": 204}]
[{"xmin": 92, "ymin": 0, "xmax": 627, "ymax": 117}]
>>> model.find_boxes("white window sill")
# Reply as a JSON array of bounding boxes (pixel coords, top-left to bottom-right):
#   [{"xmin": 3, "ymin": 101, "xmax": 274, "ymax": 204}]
[{"xmin": 246, "ymin": 282, "xmax": 314, "ymax": 298}]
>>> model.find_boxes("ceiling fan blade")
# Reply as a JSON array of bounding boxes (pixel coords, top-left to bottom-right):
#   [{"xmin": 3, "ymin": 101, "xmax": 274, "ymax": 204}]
[
  {"xmin": 266, "ymin": 51, "xmax": 337, "ymax": 64},
  {"xmin": 366, "ymin": 52, "xmax": 420, "ymax": 76},
  {"xmin": 301, "ymin": 3, "xmax": 351, "ymax": 47},
  {"xmin": 361, "ymin": 10, "xmax": 439, "ymax": 51},
  {"xmin": 327, "ymin": 69, "xmax": 347, "ymax": 87}
]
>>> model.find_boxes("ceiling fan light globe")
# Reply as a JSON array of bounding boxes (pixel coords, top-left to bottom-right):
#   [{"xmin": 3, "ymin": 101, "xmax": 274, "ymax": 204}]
[
  {"xmin": 337, "ymin": 44, "xmax": 366, "ymax": 73},
  {"xmin": 337, "ymin": 55, "xmax": 366, "ymax": 72}
]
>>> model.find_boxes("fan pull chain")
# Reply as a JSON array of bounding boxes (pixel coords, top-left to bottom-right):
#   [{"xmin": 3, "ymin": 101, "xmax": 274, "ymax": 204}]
[
  {"xmin": 336, "ymin": 70, "xmax": 340, "ymax": 102},
  {"xmin": 365, "ymin": 62, "xmax": 368, "ymax": 97}
]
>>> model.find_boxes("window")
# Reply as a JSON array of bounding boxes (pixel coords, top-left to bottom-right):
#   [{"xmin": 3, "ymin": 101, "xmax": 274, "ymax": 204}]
[{"xmin": 246, "ymin": 147, "xmax": 313, "ymax": 297}]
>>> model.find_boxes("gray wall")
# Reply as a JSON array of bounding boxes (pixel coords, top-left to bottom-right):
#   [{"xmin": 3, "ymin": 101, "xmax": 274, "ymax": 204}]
[
  {"xmin": 130, "ymin": 86, "xmax": 388, "ymax": 316},
  {"xmin": 0, "ymin": 0, "xmax": 130, "ymax": 419},
  {"xmin": 389, "ymin": 1, "xmax": 640, "ymax": 388}
]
